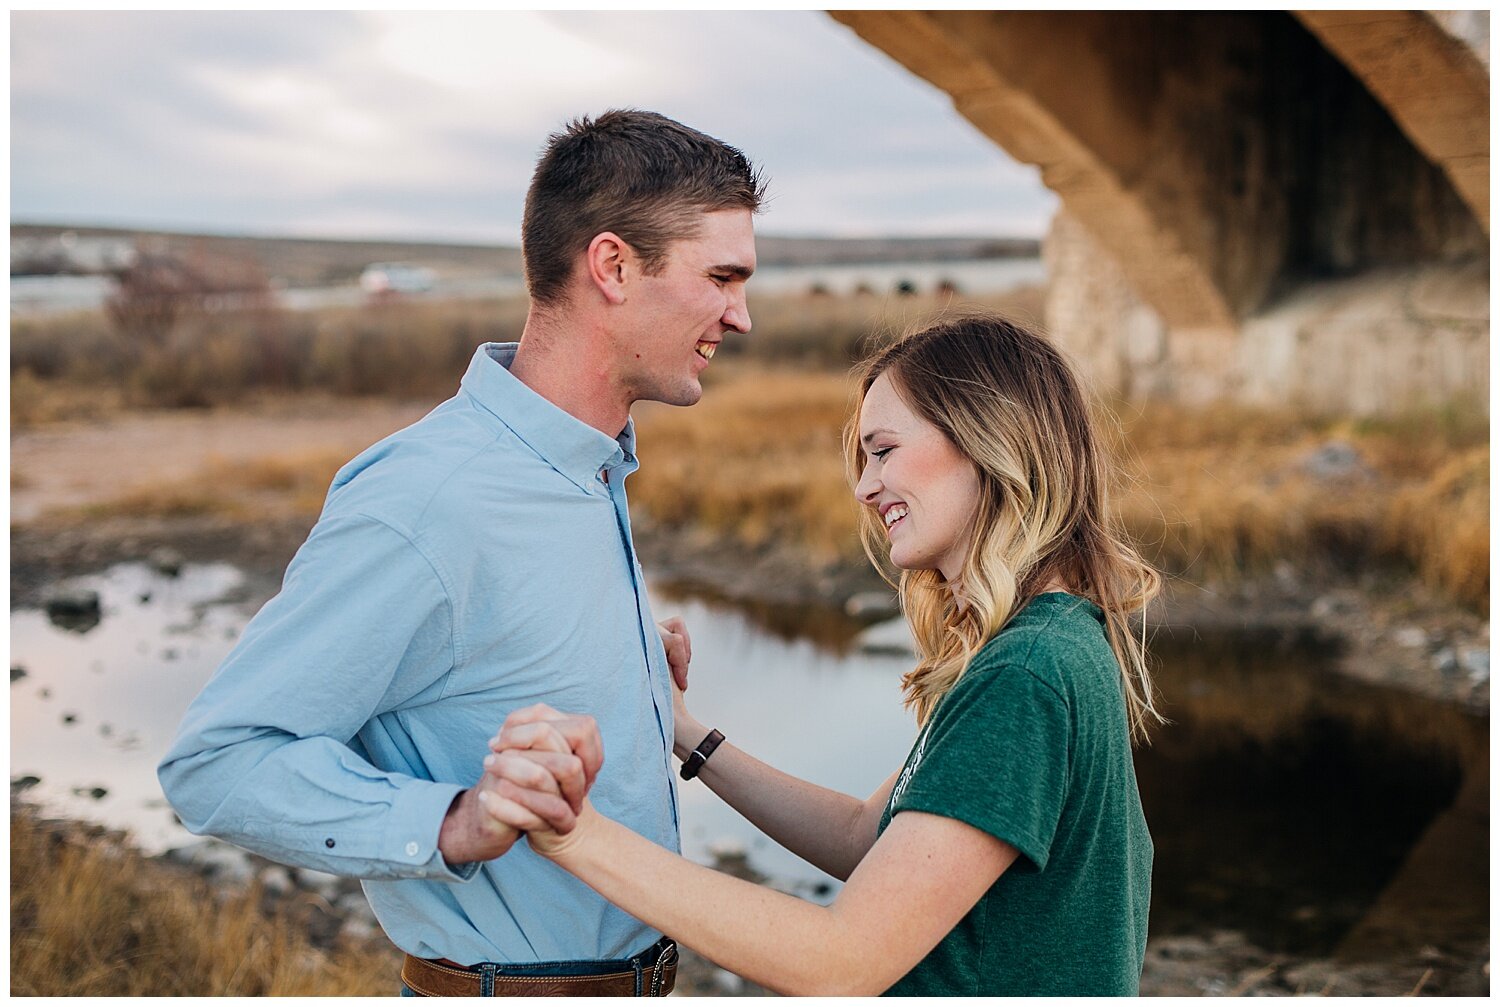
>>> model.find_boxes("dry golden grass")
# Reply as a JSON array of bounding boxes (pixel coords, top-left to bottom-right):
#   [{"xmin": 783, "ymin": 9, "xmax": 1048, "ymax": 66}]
[
  {"xmin": 20, "ymin": 288, "xmax": 1485, "ymax": 610},
  {"xmin": 12, "ymin": 368, "xmax": 125, "ymax": 430},
  {"xmin": 9, "ymin": 286, "xmax": 1046, "ymax": 417},
  {"xmin": 10, "ymin": 806, "xmax": 399, "ymax": 996},
  {"xmin": 734, "ymin": 285, "xmax": 1046, "ymax": 367},
  {"xmin": 76, "ymin": 449, "xmax": 350, "ymax": 523},
  {"xmin": 634, "ymin": 371, "xmax": 1489, "ymax": 610},
  {"xmin": 1382, "ymin": 447, "xmax": 1489, "ymax": 608},
  {"xmin": 1107, "ymin": 400, "xmax": 1489, "ymax": 608},
  {"xmin": 632, "ymin": 366, "xmax": 862, "ymax": 563}
]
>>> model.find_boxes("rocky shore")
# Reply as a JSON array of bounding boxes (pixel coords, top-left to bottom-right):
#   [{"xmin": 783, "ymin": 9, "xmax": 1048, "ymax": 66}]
[{"xmin": 15, "ymin": 801, "xmax": 1484, "ymax": 997}]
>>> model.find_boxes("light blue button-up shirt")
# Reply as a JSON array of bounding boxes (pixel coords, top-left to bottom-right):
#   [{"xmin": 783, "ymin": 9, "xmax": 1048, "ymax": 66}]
[{"xmin": 159, "ymin": 342, "xmax": 679, "ymax": 964}]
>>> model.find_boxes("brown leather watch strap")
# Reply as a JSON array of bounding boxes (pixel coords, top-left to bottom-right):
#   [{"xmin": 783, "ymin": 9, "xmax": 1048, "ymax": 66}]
[{"xmin": 679, "ymin": 728, "xmax": 725, "ymax": 780}]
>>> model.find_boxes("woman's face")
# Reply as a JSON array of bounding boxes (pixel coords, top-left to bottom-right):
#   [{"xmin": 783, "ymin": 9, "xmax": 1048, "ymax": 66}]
[{"xmin": 854, "ymin": 371, "xmax": 982, "ymax": 583}]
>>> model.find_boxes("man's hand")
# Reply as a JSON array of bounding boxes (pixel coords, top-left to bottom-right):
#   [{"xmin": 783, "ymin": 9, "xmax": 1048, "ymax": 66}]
[
  {"xmin": 436, "ymin": 781, "xmax": 527, "ymax": 867},
  {"xmin": 658, "ymin": 616, "xmax": 691, "ymax": 692}
]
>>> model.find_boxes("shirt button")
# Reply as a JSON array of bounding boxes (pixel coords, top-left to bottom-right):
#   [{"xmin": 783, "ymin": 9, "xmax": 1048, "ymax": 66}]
[
  {"xmin": 405, "ymin": 841, "xmax": 420, "ymax": 857},
  {"xmin": 325, "ymin": 838, "xmax": 336, "ymax": 849}
]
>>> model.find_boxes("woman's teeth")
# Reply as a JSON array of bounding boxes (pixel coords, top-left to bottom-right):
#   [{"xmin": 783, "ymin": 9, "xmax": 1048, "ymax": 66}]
[{"xmin": 884, "ymin": 504, "xmax": 909, "ymax": 528}]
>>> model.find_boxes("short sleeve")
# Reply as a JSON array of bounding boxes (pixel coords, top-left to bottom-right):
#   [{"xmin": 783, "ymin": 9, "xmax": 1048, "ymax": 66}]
[{"xmin": 889, "ymin": 664, "xmax": 1071, "ymax": 872}]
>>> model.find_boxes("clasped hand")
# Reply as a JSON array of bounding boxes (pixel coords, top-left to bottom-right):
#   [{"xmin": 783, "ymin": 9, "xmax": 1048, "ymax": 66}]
[{"xmin": 477, "ymin": 618, "xmax": 693, "ymax": 859}]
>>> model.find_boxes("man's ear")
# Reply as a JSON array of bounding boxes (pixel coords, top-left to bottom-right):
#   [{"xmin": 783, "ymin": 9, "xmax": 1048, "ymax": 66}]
[{"xmin": 585, "ymin": 232, "xmax": 630, "ymax": 306}]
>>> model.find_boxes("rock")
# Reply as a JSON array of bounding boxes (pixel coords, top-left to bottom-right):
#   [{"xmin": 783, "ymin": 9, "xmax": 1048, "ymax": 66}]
[
  {"xmin": 341, "ymin": 916, "xmax": 380, "ymax": 942},
  {"xmin": 1433, "ymin": 647, "xmax": 1459, "ymax": 675},
  {"xmin": 148, "ymin": 547, "xmax": 184, "ymax": 577},
  {"xmin": 11, "ymin": 666, "xmax": 27, "ymax": 682},
  {"xmin": 164, "ymin": 839, "xmax": 255, "ymax": 886},
  {"xmin": 712, "ymin": 969, "xmax": 745, "ymax": 995},
  {"xmin": 71, "ymin": 785, "xmax": 108, "ymax": 801},
  {"xmin": 858, "ymin": 617, "xmax": 917, "ymax": 656},
  {"xmin": 1311, "ymin": 595, "xmax": 1348, "ymax": 619},
  {"xmin": 61, "ymin": 713, "xmax": 78, "ymax": 725},
  {"xmin": 258, "ymin": 865, "xmax": 293, "ymax": 896},
  {"xmin": 1273, "ymin": 561, "xmax": 1299, "ymax": 590},
  {"xmin": 1393, "ymin": 626, "xmax": 1429, "ymax": 649},
  {"xmin": 11, "ymin": 775, "xmax": 42, "ymax": 791},
  {"xmin": 845, "ymin": 591, "xmax": 899, "ymax": 621},
  {"xmin": 1461, "ymin": 648, "xmax": 1488, "ymax": 684},
  {"xmin": 707, "ymin": 837, "xmax": 746, "ymax": 860},
  {"xmin": 1298, "ymin": 441, "xmax": 1374, "ymax": 482},
  {"xmin": 294, "ymin": 868, "xmax": 343, "ymax": 900},
  {"xmin": 43, "ymin": 587, "xmax": 102, "ymax": 633},
  {"xmin": 335, "ymin": 891, "xmax": 378, "ymax": 922}
]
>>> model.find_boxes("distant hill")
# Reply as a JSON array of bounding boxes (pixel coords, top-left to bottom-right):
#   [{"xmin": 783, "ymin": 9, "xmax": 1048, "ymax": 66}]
[{"xmin": 10, "ymin": 223, "xmax": 1039, "ymax": 286}]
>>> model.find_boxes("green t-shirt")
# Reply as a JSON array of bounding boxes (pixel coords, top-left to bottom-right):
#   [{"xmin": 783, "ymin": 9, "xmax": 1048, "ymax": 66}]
[{"xmin": 878, "ymin": 592, "xmax": 1152, "ymax": 997}]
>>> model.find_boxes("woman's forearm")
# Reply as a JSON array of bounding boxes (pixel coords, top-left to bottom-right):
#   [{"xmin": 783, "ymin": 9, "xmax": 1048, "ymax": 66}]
[
  {"xmin": 678, "ymin": 723, "xmax": 868, "ymax": 880},
  {"xmin": 554, "ymin": 810, "xmax": 878, "ymax": 996}
]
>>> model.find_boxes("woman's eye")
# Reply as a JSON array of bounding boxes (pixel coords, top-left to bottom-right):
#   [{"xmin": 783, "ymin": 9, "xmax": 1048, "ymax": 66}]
[{"xmin": 872, "ymin": 447, "xmax": 893, "ymax": 460}]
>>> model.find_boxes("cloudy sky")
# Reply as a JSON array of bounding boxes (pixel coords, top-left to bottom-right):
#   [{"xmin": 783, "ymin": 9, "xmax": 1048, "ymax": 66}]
[{"xmin": 11, "ymin": 11, "xmax": 1055, "ymax": 244}]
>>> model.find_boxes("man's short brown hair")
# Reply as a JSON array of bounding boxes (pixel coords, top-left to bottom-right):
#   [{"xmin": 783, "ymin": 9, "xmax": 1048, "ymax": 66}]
[{"xmin": 522, "ymin": 109, "xmax": 766, "ymax": 306}]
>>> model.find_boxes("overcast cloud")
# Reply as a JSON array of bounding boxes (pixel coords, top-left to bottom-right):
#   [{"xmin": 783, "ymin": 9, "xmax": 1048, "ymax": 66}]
[{"xmin": 11, "ymin": 11, "xmax": 1056, "ymax": 242}]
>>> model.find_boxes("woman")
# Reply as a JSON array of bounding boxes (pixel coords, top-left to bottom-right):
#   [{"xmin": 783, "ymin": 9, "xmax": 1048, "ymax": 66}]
[{"xmin": 482, "ymin": 314, "xmax": 1163, "ymax": 996}]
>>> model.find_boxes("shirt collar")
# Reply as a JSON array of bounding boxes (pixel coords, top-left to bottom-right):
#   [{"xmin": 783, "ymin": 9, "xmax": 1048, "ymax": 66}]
[{"xmin": 460, "ymin": 342, "xmax": 636, "ymax": 492}]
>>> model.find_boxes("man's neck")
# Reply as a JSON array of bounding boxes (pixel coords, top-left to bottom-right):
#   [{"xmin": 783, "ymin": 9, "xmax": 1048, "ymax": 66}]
[{"xmin": 509, "ymin": 314, "xmax": 631, "ymax": 438}]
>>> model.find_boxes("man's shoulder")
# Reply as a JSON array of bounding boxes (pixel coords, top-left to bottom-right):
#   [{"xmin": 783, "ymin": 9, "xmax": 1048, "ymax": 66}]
[{"xmin": 321, "ymin": 398, "xmax": 516, "ymax": 530}]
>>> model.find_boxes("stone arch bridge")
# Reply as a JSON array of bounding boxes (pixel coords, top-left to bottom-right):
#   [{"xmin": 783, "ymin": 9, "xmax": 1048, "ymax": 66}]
[{"xmin": 831, "ymin": 11, "xmax": 1489, "ymax": 415}]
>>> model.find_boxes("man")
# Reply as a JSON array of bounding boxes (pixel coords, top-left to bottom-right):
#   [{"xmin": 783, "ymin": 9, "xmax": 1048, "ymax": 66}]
[{"xmin": 158, "ymin": 109, "xmax": 762, "ymax": 996}]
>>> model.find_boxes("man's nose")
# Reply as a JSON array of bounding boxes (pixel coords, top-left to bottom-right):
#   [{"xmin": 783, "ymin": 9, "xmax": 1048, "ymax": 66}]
[{"xmin": 723, "ymin": 288, "xmax": 751, "ymax": 334}]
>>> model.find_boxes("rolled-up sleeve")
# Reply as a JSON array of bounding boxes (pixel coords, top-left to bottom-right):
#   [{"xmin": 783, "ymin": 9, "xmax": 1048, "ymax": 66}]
[{"xmin": 158, "ymin": 514, "xmax": 475, "ymax": 880}]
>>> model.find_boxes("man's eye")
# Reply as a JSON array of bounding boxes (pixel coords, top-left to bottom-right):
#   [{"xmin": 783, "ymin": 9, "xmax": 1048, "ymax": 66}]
[{"xmin": 712, "ymin": 274, "xmax": 732, "ymax": 285}]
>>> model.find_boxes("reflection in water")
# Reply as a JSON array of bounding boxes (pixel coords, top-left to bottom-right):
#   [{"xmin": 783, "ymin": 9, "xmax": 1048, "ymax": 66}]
[
  {"xmin": 652, "ymin": 578, "xmax": 875, "ymax": 653},
  {"xmin": 9, "ymin": 563, "xmax": 1488, "ymax": 960},
  {"xmin": 10, "ymin": 563, "xmax": 250, "ymax": 852},
  {"xmin": 1141, "ymin": 630, "xmax": 1487, "ymax": 958}
]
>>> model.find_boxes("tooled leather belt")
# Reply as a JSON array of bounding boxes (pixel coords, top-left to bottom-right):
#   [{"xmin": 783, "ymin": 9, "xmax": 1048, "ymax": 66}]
[{"xmin": 400, "ymin": 938, "xmax": 678, "ymax": 997}]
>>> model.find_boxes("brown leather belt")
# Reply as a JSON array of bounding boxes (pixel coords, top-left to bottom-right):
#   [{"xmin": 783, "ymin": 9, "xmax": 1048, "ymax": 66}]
[{"xmin": 401, "ymin": 938, "xmax": 678, "ymax": 997}]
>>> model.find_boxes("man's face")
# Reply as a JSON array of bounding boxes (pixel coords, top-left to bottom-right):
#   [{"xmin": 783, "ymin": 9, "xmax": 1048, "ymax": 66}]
[{"xmin": 615, "ymin": 208, "xmax": 755, "ymax": 408}]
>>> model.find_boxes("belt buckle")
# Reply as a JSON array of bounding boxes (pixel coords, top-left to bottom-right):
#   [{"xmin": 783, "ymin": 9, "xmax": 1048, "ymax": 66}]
[{"xmin": 647, "ymin": 939, "xmax": 677, "ymax": 997}]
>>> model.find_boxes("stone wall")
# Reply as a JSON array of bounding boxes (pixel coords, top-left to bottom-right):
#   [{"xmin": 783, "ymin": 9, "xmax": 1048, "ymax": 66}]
[{"xmin": 1045, "ymin": 211, "xmax": 1489, "ymax": 414}]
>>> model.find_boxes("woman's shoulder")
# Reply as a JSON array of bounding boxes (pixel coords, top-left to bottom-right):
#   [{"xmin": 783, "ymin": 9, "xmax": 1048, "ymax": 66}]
[{"xmin": 967, "ymin": 593, "xmax": 1116, "ymax": 697}]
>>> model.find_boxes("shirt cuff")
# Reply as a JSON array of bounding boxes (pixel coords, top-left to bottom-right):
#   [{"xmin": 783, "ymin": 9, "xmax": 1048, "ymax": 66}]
[{"xmin": 386, "ymin": 779, "xmax": 479, "ymax": 882}]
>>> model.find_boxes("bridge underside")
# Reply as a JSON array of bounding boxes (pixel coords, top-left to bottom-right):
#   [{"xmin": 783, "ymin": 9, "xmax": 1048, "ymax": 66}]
[{"xmin": 831, "ymin": 11, "xmax": 1489, "ymax": 414}]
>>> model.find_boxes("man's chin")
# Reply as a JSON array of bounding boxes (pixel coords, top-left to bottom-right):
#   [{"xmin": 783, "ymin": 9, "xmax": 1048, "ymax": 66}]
[{"xmin": 657, "ymin": 381, "xmax": 704, "ymax": 408}]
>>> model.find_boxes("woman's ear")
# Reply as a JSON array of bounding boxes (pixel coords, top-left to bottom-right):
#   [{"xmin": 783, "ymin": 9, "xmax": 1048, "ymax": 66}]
[{"xmin": 585, "ymin": 232, "xmax": 629, "ymax": 306}]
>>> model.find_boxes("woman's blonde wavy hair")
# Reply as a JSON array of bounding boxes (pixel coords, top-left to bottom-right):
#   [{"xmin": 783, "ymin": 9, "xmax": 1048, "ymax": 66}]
[{"xmin": 844, "ymin": 314, "xmax": 1163, "ymax": 742}]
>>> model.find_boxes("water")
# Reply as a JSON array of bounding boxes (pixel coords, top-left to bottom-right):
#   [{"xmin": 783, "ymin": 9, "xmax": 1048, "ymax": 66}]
[
  {"xmin": 10, "ymin": 259, "xmax": 1043, "ymax": 316},
  {"xmin": 10, "ymin": 563, "xmax": 252, "ymax": 851},
  {"xmin": 9, "ymin": 562, "xmax": 1487, "ymax": 956}
]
